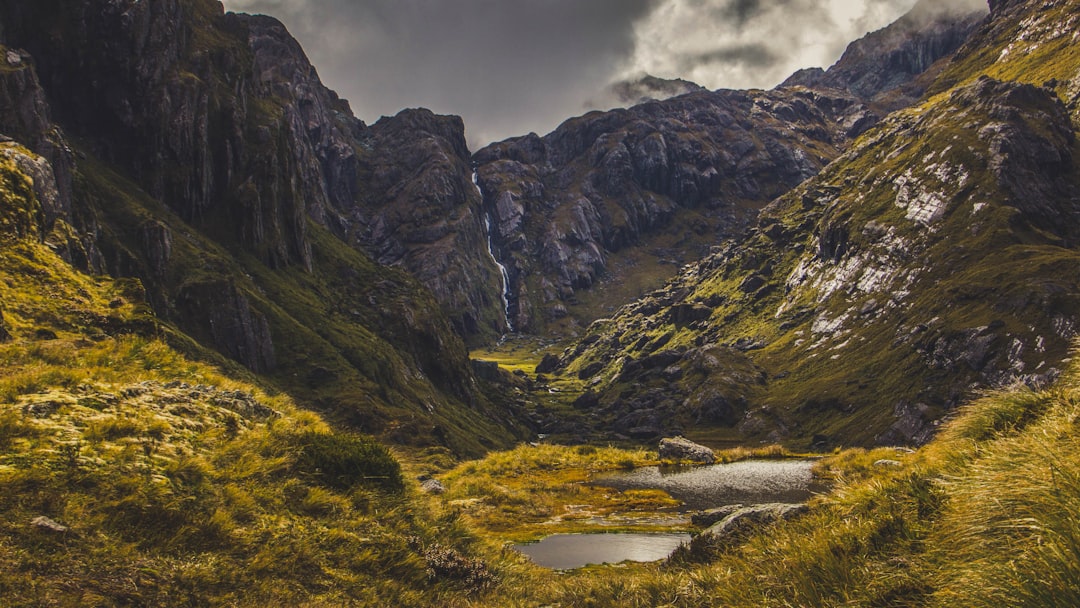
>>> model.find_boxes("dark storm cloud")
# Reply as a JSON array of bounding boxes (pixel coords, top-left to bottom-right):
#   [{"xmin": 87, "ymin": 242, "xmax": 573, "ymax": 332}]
[
  {"xmin": 220, "ymin": 0, "xmax": 985, "ymax": 148},
  {"xmin": 221, "ymin": 0, "xmax": 656, "ymax": 147},
  {"xmin": 680, "ymin": 43, "xmax": 780, "ymax": 72}
]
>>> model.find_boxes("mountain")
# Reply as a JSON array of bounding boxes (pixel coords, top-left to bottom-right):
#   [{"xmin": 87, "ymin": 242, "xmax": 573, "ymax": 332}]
[
  {"xmin": 545, "ymin": 0, "xmax": 1080, "ymax": 448},
  {"xmin": 0, "ymin": 0, "xmax": 528, "ymax": 454},
  {"xmin": 599, "ymin": 74, "xmax": 707, "ymax": 107},
  {"xmin": 472, "ymin": 1, "xmax": 986, "ymax": 335}
]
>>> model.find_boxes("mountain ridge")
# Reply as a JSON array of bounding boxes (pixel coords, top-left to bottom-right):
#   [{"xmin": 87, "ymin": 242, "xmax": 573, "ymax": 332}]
[
  {"xmin": 544, "ymin": 0, "xmax": 1080, "ymax": 448},
  {"xmin": 472, "ymin": 1, "xmax": 986, "ymax": 335}
]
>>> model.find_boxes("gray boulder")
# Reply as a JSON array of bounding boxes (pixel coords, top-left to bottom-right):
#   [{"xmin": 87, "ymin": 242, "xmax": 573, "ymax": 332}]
[
  {"xmin": 690, "ymin": 504, "xmax": 744, "ymax": 528},
  {"xmin": 419, "ymin": 478, "xmax": 446, "ymax": 495},
  {"xmin": 658, "ymin": 436, "xmax": 715, "ymax": 464},
  {"xmin": 694, "ymin": 503, "xmax": 808, "ymax": 549},
  {"xmin": 31, "ymin": 516, "xmax": 69, "ymax": 534}
]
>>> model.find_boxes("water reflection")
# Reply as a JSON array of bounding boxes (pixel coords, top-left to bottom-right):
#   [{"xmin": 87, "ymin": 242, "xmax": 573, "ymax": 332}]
[{"xmin": 514, "ymin": 532, "xmax": 691, "ymax": 570}]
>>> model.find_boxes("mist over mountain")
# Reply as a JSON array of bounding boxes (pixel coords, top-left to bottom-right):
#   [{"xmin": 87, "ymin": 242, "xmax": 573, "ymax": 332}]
[{"xmin": 219, "ymin": 0, "xmax": 987, "ymax": 147}]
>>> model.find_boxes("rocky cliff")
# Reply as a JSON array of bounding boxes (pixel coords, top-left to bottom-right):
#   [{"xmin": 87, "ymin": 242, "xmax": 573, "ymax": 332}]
[
  {"xmin": 0, "ymin": 0, "xmax": 527, "ymax": 454},
  {"xmin": 547, "ymin": 0, "xmax": 1080, "ymax": 448},
  {"xmin": 471, "ymin": 1, "xmax": 986, "ymax": 335}
]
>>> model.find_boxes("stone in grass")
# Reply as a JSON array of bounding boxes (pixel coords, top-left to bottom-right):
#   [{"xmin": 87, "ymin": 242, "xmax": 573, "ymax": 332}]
[
  {"xmin": 659, "ymin": 436, "xmax": 715, "ymax": 464},
  {"xmin": 691, "ymin": 503, "xmax": 745, "ymax": 528},
  {"xmin": 418, "ymin": 476, "xmax": 446, "ymax": 495},
  {"xmin": 697, "ymin": 503, "xmax": 808, "ymax": 545},
  {"xmin": 31, "ymin": 516, "xmax": 69, "ymax": 534}
]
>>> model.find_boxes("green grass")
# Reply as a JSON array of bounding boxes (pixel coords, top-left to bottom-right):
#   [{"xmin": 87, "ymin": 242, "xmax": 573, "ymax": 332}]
[
  {"xmin": 431, "ymin": 363, "xmax": 1080, "ymax": 606},
  {"xmin": 0, "ymin": 146, "xmax": 503, "ymax": 606}
]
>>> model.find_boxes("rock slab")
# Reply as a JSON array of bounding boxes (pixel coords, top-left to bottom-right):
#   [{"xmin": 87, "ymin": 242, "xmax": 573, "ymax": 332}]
[{"xmin": 658, "ymin": 436, "xmax": 715, "ymax": 464}]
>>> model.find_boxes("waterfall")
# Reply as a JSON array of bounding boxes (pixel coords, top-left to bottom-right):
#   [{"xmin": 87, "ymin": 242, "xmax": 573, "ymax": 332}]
[{"xmin": 474, "ymin": 172, "xmax": 514, "ymax": 333}]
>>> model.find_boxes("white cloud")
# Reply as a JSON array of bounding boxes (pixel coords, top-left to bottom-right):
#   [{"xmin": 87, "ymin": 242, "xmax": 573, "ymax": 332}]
[{"xmin": 622, "ymin": 0, "xmax": 921, "ymax": 91}]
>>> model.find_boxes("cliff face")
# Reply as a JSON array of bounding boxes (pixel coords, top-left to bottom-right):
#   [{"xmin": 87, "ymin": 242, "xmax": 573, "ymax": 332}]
[
  {"xmin": 347, "ymin": 109, "xmax": 512, "ymax": 338},
  {"xmin": 547, "ymin": 0, "xmax": 1080, "ymax": 448},
  {"xmin": 0, "ymin": 0, "xmax": 527, "ymax": 454},
  {"xmin": 472, "ymin": 2, "xmax": 986, "ymax": 335}
]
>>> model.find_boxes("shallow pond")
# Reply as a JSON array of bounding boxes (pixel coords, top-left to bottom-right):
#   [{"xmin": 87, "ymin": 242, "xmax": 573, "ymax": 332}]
[
  {"xmin": 514, "ymin": 532, "xmax": 691, "ymax": 570},
  {"xmin": 593, "ymin": 459, "xmax": 823, "ymax": 511},
  {"xmin": 515, "ymin": 459, "xmax": 822, "ymax": 569}
]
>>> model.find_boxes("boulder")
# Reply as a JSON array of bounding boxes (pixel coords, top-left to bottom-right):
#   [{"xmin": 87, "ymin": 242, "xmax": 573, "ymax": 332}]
[
  {"xmin": 690, "ymin": 504, "xmax": 744, "ymax": 528},
  {"xmin": 696, "ymin": 503, "xmax": 808, "ymax": 546},
  {"xmin": 534, "ymin": 353, "xmax": 561, "ymax": 374},
  {"xmin": 658, "ymin": 436, "xmax": 715, "ymax": 464},
  {"xmin": 419, "ymin": 478, "xmax": 446, "ymax": 495},
  {"xmin": 31, "ymin": 516, "xmax": 69, "ymax": 534}
]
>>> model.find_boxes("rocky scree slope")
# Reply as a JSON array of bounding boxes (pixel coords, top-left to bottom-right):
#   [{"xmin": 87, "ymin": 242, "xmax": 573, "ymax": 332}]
[
  {"xmin": 472, "ymin": 1, "xmax": 985, "ymax": 335},
  {"xmin": 0, "ymin": 0, "xmax": 528, "ymax": 454},
  {"xmin": 550, "ymin": 0, "xmax": 1080, "ymax": 448}
]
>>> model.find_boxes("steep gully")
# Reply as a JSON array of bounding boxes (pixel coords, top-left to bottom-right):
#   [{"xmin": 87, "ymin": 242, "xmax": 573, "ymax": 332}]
[{"xmin": 476, "ymin": 170, "xmax": 514, "ymax": 333}]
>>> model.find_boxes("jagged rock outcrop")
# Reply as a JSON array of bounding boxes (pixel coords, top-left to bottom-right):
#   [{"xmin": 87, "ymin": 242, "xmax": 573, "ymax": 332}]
[
  {"xmin": 473, "ymin": 1, "xmax": 985, "ymax": 334},
  {"xmin": 781, "ymin": 0, "xmax": 988, "ymax": 111},
  {"xmin": 0, "ymin": 0, "xmax": 528, "ymax": 454},
  {"xmin": 349, "ymin": 109, "xmax": 511, "ymax": 338},
  {"xmin": 550, "ymin": 0, "xmax": 1080, "ymax": 447}
]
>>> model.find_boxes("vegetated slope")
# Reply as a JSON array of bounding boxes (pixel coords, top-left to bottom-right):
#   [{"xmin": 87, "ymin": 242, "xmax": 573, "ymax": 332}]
[
  {"xmin": 0, "ymin": 0, "xmax": 512, "ymax": 344},
  {"xmin": 476, "ymin": 354, "xmax": 1080, "ymax": 607},
  {"xmin": 0, "ymin": 142, "xmax": 504, "ymax": 607},
  {"xmin": 0, "ymin": 0, "xmax": 529, "ymax": 453},
  {"xmin": 472, "ymin": 1, "xmax": 985, "ymax": 335},
  {"xmin": 550, "ymin": 0, "xmax": 1080, "ymax": 448}
]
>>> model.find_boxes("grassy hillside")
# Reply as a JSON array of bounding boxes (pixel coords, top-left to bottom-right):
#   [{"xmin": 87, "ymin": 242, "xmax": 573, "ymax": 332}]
[
  {"xmin": 6, "ymin": 131, "xmax": 1080, "ymax": 605},
  {"xmin": 410, "ymin": 353, "xmax": 1080, "ymax": 607},
  {"xmin": 550, "ymin": 0, "xmax": 1080, "ymax": 448},
  {"xmin": 0, "ymin": 141, "xmax": 506, "ymax": 606}
]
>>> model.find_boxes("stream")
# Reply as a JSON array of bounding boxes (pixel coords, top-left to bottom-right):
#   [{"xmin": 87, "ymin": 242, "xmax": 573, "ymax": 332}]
[
  {"xmin": 474, "ymin": 171, "xmax": 514, "ymax": 332},
  {"xmin": 514, "ymin": 459, "xmax": 821, "ymax": 569}
]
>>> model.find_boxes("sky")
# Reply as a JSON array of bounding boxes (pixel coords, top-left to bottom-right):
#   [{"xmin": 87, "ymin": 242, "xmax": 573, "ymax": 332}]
[{"xmin": 219, "ymin": 0, "xmax": 986, "ymax": 149}]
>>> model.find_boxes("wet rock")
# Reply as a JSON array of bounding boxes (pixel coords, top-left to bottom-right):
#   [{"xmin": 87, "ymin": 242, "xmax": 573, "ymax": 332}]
[{"xmin": 658, "ymin": 436, "xmax": 715, "ymax": 464}]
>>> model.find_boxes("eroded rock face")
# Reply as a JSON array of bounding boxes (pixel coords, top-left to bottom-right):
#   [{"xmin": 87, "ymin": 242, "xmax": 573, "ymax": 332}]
[
  {"xmin": 348, "ymin": 109, "xmax": 510, "ymax": 339},
  {"xmin": 551, "ymin": 1, "xmax": 1080, "ymax": 450},
  {"xmin": 177, "ymin": 280, "xmax": 276, "ymax": 374},
  {"xmin": 472, "ymin": 2, "xmax": 985, "ymax": 333},
  {"xmin": 781, "ymin": 0, "xmax": 987, "ymax": 112}
]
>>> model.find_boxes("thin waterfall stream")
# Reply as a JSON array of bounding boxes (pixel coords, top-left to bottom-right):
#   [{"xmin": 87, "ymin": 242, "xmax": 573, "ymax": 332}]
[{"xmin": 474, "ymin": 171, "xmax": 514, "ymax": 332}]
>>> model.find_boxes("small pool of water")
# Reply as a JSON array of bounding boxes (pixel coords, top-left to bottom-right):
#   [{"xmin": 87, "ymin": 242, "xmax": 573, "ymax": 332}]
[
  {"xmin": 593, "ymin": 459, "xmax": 823, "ymax": 511},
  {"xmin": 514, "ymin": 532, "xmax": 691, "ymax": 570}
]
